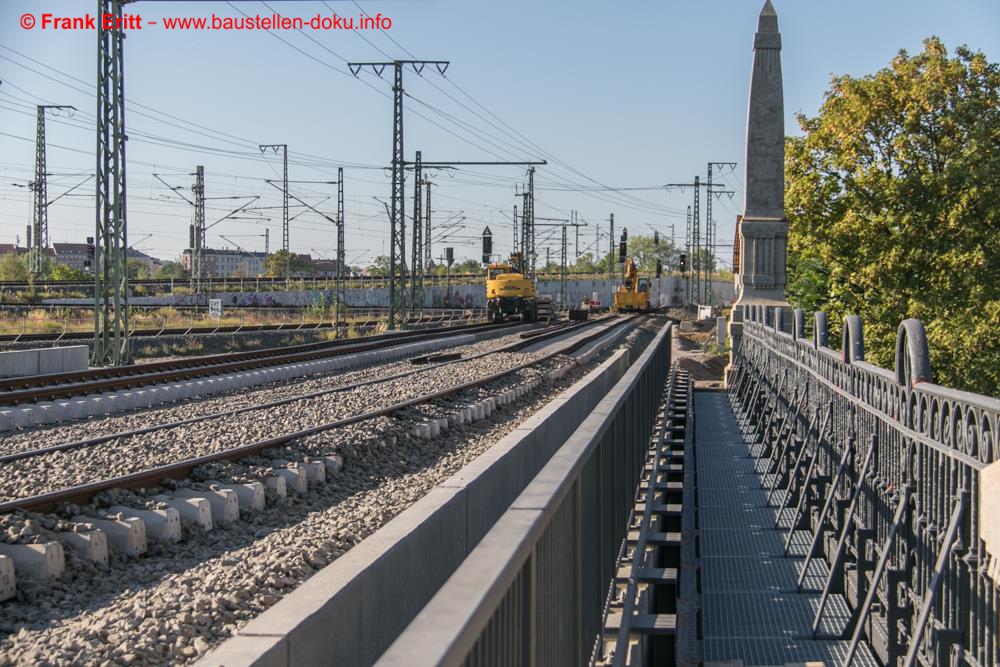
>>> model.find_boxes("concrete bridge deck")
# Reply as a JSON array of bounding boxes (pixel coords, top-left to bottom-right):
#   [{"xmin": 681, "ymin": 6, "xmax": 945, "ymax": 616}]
[{"xmin": 695, "ymin": 391, "xmax": 877, "ymax": 666}]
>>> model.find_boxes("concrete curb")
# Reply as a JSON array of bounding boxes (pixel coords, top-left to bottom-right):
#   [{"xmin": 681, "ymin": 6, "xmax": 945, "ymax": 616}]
[
  {"xmin": 0, "ymin": 346, "xmax": 88, "ymax": 379},
  {"xmin": 0, "ymin": 335, "xmax": 484, "ymax": 433}
]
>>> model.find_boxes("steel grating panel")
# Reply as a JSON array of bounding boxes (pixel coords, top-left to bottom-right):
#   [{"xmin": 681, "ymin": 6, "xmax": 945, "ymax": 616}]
[
  {"xmin": 699, "ymin": 506, "xmax": 785, "ymax": 530},
  {"xmin": 703, "ymin": 638, "xmax": 879, "ymax": 666},
  {"xmin": 697, "ymin": 457, "xmax": 760, "ymax": 475},
  {"xmin": 700, "ymin": 528, "xmax": 787, "ymax": 557},
  {"xmin": 700, "ymin": 556, "xmax": 829, "ymax": 592},
  {"xmin": 697, "ymin": 485, "xmax": 768, "ymax": 507},
  {"xmin": 702, "ymin": 591, "xmax": 853, "ymax": 638},
  {"xmin": 694, "ymin": 392, "xmax": 875, "ymax": 666}
]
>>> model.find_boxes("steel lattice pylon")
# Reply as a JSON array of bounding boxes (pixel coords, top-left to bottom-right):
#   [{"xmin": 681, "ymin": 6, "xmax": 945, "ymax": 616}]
[
  {"xmin": 423, "ymin": 180, "xmax": 432, "ymax": 282},
  {"xmin": 410, "ymin": 151, "xmax": 423, "ymax": 310},
  {"xmin": 258, "ymin": 144, "xmax": 289, "ymax": 277},
  {"xmin": 608, "ymin": 213, "xmax": 614, "ymax": 281},
  {"xmin": 685, "ymin": 206, "xmax": 692, "ymax": 305},
  {"xmin": 30, "ymin": 104, "xmax": 76, "ymax": 278},
  {"xmin": 93, "ymin": 0, "xmax": 130, "ymax": 366},
  {"xmin": 190, "ymin": 165, "xmax": 205, "ymax": 292},
  {"xmin": 347, "ymin": 60, "xmax": 449, "ymax": 329},
  {"xmin": 336, "ymin": 167, "xmax": 345, "ymax": 329},
  {"xmin": 705, "ymin": 162, "xmax": 737, "ymax": 305},
  {"xmin": 30, "ymin": 107, "xmax": 47, "ymax": 277},
  {"xmin": 527, "ymin": 167, "xmax": 535, "ymax": 275},
  {"xmin": 389, "ymin": 63, "xmax": 406, "ymax": 327},
  {"xmin": 560, "ymin": 224, "xmax": 567, "ymax": 307},
  {"xmin": 693, "ymin": 175, "xmax": 701, "ymax": 306}
]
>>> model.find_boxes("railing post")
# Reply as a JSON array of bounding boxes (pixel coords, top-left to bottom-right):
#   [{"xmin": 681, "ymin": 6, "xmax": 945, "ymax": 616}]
[{"xmin": 843, "ymin": 486, "xmax": 912, "ymax": 666}]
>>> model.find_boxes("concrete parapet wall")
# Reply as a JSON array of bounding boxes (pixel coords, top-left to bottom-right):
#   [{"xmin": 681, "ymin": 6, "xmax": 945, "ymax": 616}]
[
  {"xmin": 0, "ymin": 345, "xmax": 88, "ymax": 379},
  {"xmin": 199, "ymin": 344, "xmax": 633, "ymax": 667}
]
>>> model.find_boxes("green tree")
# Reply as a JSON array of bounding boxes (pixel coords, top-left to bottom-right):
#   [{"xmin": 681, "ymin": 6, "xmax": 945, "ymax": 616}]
[
  {"xmin": 600, "ymin": 234, "xmax": 677, "ymax": 274},
  {"xmin": 127, "ymin": 259, "xmax": 151, "ymax": 280},
  {"xmin": 265, "ymin": 250, "xmax": 306, "ymax": 277},
  {"xmin": 154, "ymin": 261, "xmax": 187, "ymax": 280},
  {"xmin": 366, "ymin": 255, "xmax": 390, "ymax": 276},
  {"xmin": 785, "ymin": 37, "xmax": 1000, "ymax": 394},
  {"xmin": 48, "ymin": 263, "xmax": 89, "ymax": 281},
  {"xmin": 0, "ymin": 254, "xmax": 28, "ymax": 281},
  {"xmin": 452, "ymin": 259, "xmax": 482, "ymax": 275},
  {"xmin": 570, "ymin": 251, "xmax": 599, "ymax": 274}
]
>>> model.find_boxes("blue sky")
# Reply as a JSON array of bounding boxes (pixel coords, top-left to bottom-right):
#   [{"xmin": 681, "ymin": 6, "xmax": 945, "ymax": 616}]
[{"xmin": 1, "ymin": 0, "xmax": 997, "ymax": 268}]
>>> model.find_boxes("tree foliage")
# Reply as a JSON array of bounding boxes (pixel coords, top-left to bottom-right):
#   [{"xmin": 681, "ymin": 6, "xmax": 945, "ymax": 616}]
[
  {"xmin": 48, "ymin": 263, "xmax": 90, "ymax": 281},
  {"xmin": 154, "ymin": 261, "xmax": 187, "ymax": 280},
  {"xmin": 127, "ymin": 259, "xmax": 151, "ymax": 280},
  {"xmin": 366, "ymin": 255, "xmax": 390, "ymax": 276},
  {"xmin": 265, "ymin": 250, "xmax": 307, "ymax": 277},
  {"xmin": 0, "ymin": 254, "xmax": 28, "ymax": 281},
  {"xmin": 564, "ymin": 234, "xmax": 679, "ymax": 275},
  {"xmin": 785, "ymin": 38, "xmax": 1000, "ymax": 394}
]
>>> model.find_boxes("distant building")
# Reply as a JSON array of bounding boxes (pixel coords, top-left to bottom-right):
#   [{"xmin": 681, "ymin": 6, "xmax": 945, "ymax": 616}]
[
  {"xmin": 52, "ymin": 243, "xmax": 90, "ymax": 271},
  {"xmin": 0, "ymin": 244, "xmax": 56, "ymax": 260},
  {"xmin": 179, "ymin": 248, "xmax": 354, "ymax": 279},
  {"xmin": 127, "ymin": 248, "xmax": 164, "ymax": 275},
  {"xmin": 2, "ymin": 240, "xmax": 165, "ymax": 276},
  {"xmin": 308, "ymin": 259, "xmax": 339, "ymax": 278},
  {"xmin": 182, "ymin": 248, "xmax": 268, "ymax": 278}
]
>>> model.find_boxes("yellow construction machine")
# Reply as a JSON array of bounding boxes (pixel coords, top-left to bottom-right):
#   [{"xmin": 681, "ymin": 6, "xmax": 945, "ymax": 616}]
[
  {"xmin": 486, "ymin": 252, "xmax": 537, "ymax": 322},
  {"xmin": 612, "ymin": 257, "xmax": 651, "ymax": 312}
]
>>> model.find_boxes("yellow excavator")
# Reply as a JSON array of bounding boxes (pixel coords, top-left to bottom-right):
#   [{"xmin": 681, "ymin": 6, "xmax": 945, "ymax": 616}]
[
  {"xmin": 612, "ymin": 257, "xmax": 651, "ymax": 312},
  {"xmin": 486, "ymin": 252, "xmax": 537, "ymax": 322}
]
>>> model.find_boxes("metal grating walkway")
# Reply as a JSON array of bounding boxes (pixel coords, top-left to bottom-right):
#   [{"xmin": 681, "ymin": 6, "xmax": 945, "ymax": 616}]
[{"xmin": 694, "ymin": 392, "xmax": 877, "ymax": 666}]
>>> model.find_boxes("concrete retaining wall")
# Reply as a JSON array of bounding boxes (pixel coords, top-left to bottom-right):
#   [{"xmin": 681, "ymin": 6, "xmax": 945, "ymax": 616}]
[
  {"xmin": 0, "ymin": 346, "xmax": 88, "ymax": 379},
  {"xmin": 198, "ymin": 344, "xmax": 634, "ymax": 667}
]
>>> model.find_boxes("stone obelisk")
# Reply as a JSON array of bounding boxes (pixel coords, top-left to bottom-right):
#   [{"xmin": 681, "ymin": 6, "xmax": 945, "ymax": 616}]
[{"xmin": 726, "ymin": 0, "xmax": 790, "ymax": 382}]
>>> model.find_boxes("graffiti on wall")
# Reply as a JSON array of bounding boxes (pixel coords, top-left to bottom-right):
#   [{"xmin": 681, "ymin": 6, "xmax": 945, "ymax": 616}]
[{"xmin": 229, "ymin": 293, "xmax": 276, "ymax": 307}]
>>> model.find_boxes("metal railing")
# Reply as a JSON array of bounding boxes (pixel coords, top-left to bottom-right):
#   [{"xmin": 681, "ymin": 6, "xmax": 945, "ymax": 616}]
[
  {"xmin": 377, "ymin": 322, "xmax": 672, "ymax": 667},
  {"xmin": 729, "ymin": 305, "xmax": 999, "ymax": 667}
]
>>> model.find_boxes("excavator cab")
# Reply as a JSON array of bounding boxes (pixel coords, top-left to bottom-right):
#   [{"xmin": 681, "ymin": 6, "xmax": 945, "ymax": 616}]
[
  {"xmin": 612, "ymin": 258, "xmax": 652, "ymax": 312},
  {"xmin": 486, "ymin": 252, "xmax": 537, "ymax": 323}
]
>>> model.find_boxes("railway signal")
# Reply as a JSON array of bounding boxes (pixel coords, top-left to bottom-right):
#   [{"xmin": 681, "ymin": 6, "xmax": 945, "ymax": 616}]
[
  {"xmin": 85, "ymin": 237, "xmax": 95, "ymax": 270},
  {"xmin": 481, "ymin": 226, "xmax": 492, "ymax": 265}
]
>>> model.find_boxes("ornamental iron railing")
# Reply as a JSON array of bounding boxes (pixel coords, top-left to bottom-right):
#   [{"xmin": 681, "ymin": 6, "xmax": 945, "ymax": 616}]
[{"xmin": 729, "ymin": 305, "xmax": 999, "ymax": 667}]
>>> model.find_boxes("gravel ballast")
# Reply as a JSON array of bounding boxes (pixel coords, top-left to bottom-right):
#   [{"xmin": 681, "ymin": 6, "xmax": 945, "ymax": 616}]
[{"xmin": 0, "ymin": 323, "xmax": 653, "ymax": 666}]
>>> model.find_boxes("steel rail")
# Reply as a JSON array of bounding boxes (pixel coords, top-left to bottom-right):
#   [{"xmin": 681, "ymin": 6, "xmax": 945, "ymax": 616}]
[
  {"xmin": 0, "ymin": 321, "xmax": 521, "ymax": 404},
  {"xmin": 0, "ymin": 316, "xmax": 634, "ymax": 514},
  {"xmin": 0, "ymin": 318, "xmax": 609, "ymax": 465},
  {"xmin": 1, "ymin": 318, "xmax": 496, "ymax": 389},
  {"xmin": 0, "ymin": 312, "xmax": 478, "ymax": 344}
]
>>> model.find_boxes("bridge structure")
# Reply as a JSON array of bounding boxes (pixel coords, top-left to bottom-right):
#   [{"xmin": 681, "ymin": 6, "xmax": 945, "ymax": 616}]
[{"xmin": 200, "ymin": 2, "xmax": 999, "ymax": 666}]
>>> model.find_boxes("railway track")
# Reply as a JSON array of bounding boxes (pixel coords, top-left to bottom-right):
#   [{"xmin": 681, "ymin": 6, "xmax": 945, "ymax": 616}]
[
  {"xmin": 0, "ymin": 314, "xmax": 647, "ymax": 665},
  {"xmin": 0, "ymin": 315, "xmax": 628, "ymax": 513},
  {"xmin": 0, "ymin": 311, "xmax": 476, "ymax": 344},
  {"xmin": 0, "ymin": 319, "xmax": 522, "ymax": 405}
]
